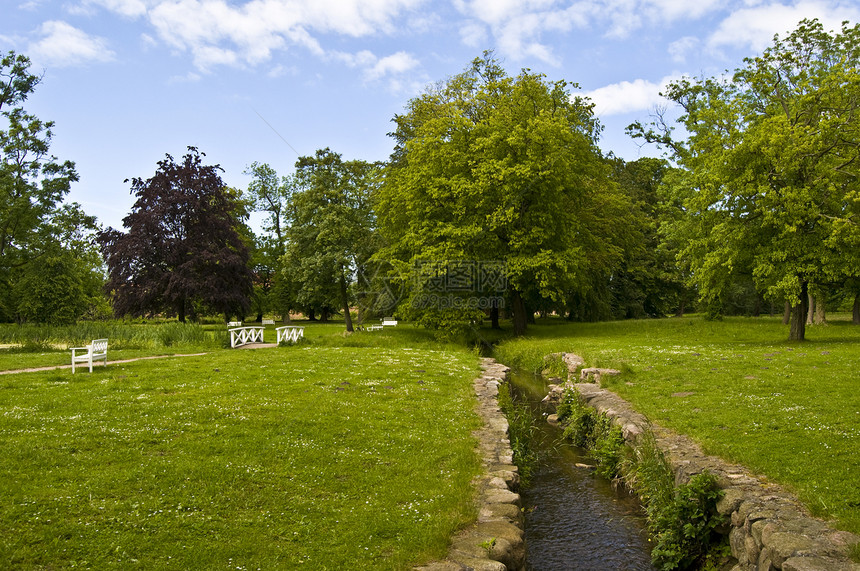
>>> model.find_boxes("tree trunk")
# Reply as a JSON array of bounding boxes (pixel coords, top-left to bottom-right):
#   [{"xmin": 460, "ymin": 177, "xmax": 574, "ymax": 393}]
[
  {"xmin": 853, "ymin": 294, "xmax": 859, "ymax": 324},
  {"xmin": 177, "ymin": 299, "xmax": 186, "ymax": 323},
  {"xmin": 340, "ymin": 269, "xmax": 353, "ymax": 333},
  {"xmin": 782, "ymin": 301, "xmax": 791, "ymax": 325},
  {"xmin": 813, "ymin": 295, "xmax": 826, "ymax": 325},
  {"xmin": 490, "ymin": 300, "xmax": 500, "ymax": 330},
  {"xmin": 806, "ymin": 291, "xmax": 814, "ymax": 325},
  {"xmin": 675, "ymin": 297, "xmax": 686, "ymax": 318},
  {"xmin": 789, "ymin": 282, "xmax": 808, "ymax": 341},
  {"xmin": 511, "ymin": 290, "xmax": 528, "ymax": 336},
  {"xmin": 308, "ymin": 308, "xmax": 316, "ymax": 321}
]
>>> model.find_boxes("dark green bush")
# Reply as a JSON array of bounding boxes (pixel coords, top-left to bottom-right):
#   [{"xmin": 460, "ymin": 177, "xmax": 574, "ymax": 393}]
[{"xmin": 650, "ymin": 472, "xmax": 726, "ymax": 570}]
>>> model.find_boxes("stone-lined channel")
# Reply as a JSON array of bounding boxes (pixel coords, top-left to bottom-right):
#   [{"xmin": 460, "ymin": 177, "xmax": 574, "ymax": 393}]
[{"xmin": 509, "ymin": 369, "xmax": 656, "ymax": 571}]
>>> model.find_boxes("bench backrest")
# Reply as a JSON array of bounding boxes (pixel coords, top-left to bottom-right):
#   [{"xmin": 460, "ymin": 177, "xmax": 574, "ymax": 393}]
[{"xmin": 91, "ymin": 339, "xmax": 108, "ymax": 354}]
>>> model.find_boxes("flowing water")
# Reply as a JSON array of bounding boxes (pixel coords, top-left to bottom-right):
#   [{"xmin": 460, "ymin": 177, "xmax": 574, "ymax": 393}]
[{"xmin": 509, "ymin": 369, "xmax": 656, "ymax": 571}]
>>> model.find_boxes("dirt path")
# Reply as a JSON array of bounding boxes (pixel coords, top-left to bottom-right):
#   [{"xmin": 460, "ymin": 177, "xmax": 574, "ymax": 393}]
[{"xmin": 0, "ymin": 353, "xmax": 209, "ymax": 375}]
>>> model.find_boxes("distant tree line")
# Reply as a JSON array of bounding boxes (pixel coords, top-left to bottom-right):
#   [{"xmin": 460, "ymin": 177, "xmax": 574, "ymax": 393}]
[{"xmin": 2, "ymin": 18, "xmax": 858, "ymax": 341}]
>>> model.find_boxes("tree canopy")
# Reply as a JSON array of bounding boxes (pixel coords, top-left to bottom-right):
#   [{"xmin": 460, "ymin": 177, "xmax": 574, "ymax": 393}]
[
  {"xmin": 0, "ymin": 51, "xmax": 103, "ymax": 324},
  {"xmin": 282, "ymin": 148, "xmax": 378, "ymax": 331},
  {"xmin": 99, "ymin": 148, "xmax": 254, "ymax": 322},
  {"xmin": 378, "ymin": 52, "xmax": 629, "ymax": 335},
  {"xmin": 631, "ymin": 19, "xmax": 860, "ymax": 340}
]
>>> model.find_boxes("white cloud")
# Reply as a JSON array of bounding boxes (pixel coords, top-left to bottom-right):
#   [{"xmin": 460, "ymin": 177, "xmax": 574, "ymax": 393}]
[
  {"xmin": 584, "ymin": 75, "xmax": 681, "ymax": 116},
  {"xmin": 333, "ymin": 49, "xmax": 420, "ymax": 85},
  {"xmin": 459, "ymin": 20, "xmax": 488, "ymax": 47},
  {"xmin": 452, "ymin": 0, "xmax": 728, "ymax": 62},
  {"xmin": 668, "ymin": 36, "xmax": 700, "ymax": 63},
  {"xmin": 84, "ymin": 0, "xmax": 423, "ymax": 71},
  {"xmin": 80, "ymin": 0, "xmax": 150, "ymax": 18},
  {"xmin": 708, "ymin": 1, "xmax": 860, "ymax": 52},
  {"xmin": 28, "ymin": 21, "xmax": 115, "ymax": 67},
  {"xmin": 643, "ymin": 0, "xmax": 724, "ymax": 21},
  {"xmin": 365, "ymin": 51, "xmax": 420, "ymax": 80},
  {"xmin": 453, "ymin": 0, "xmax": 589, "ymax": 63}
]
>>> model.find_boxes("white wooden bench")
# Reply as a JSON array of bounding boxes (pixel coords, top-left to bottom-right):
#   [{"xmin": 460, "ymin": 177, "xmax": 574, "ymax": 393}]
[
  {"xmin": 71, "ymin": 339, "xmax": 108, "ymax": 373},
  {"xmin": 276, "ymin": 326, "xmax": 304, "ymax": 344},
  {"xmin": 262, "ymin": 318, "xmax": 275, "ymax": 326},
  {"xmin": 229, "ymin": 326, "xmax": 264, "ymax": 348},
  {"xmin": 366, "ymin": 325, "xmax": 383, "ymax": 331},
  {"xmin": 228, "ymin": 321, "xmax": 242, "ymax": 327},
  {"xmin": 382, "ymin": 317, "xmax": 398, "ymax": 326}
]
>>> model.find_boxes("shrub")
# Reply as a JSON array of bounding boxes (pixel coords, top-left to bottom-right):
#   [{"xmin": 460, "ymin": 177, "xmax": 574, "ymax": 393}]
[{"xmin": 650, "ymin": 472, "xmax": 726, "ymax": 570}]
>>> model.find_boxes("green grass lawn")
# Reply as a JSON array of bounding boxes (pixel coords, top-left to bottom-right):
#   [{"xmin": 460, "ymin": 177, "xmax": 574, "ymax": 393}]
[
  {"xmin": 0, "ymin": 336, "xmax": 482, "ymax": 569},
  {"xmin": 494, "ymin": 314, "xmax": 860, "ymax": 535}
]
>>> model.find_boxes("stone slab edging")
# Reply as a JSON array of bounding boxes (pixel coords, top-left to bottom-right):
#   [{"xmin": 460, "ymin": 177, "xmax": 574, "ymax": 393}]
[
  {"xmin": 414, "ymin": 358, "xmax": 526, "ymax": 571},
  {"xmin": 543, "ymin": 352, "xmax": 860, "ymax": 571}
]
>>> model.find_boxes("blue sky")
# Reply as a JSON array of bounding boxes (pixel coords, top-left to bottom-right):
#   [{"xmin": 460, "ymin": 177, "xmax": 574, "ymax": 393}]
[{"xmin": 3, "ymin": 0, "xmax": 859, "ymax": 232}]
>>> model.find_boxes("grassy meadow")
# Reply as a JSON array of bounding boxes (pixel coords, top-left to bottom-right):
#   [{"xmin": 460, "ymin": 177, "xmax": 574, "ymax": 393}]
[
  {"xmin": 3, "ymin": 314, "xmax": 859, "ymax": 567},
  {"xmin": 494, "ymin": 314, "xmax": 860, "ymax": 535},
  {"xmin": 0, "ymin": 322, "xmax": 483, "ymax": 569}
]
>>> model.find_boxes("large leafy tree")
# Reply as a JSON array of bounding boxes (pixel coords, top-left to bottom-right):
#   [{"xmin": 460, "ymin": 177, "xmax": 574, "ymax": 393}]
[
  {"xmin": 632, "ymin": 19, "xmax": 860, "ymax": 340},
  {"xmin": 244, "ymin": 162, "xmax": 297, "ymax": 321},
  {"xmin": 283, "ymin": 148, "xmax": 378, "ymax": 331},
  {"xmin": 605, "ymin": 157, "xmax": 690, "ymax": 319},
  {"xmin": 12, "ymin": 203, "xmax": 108, "ymax": 324},
  {"xmin": 378, "ymin": 53, "xmax": 625, "ymax": 335},
  {"xmin": 0, "ymin": 51, "xmax": 96, "ymax": 322},
  {"xmin": 99, "ymin": 148, "xmax": 254, "ymax": 322}
]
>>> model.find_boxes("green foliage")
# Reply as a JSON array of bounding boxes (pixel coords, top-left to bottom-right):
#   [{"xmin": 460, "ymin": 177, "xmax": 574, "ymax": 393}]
[
  {"xmin": 649, "ymin": 473, "xmax": 726, "ymax": 570},
  {"xmin": 0, "ymin": 52, "xmax": 103, "ymax": 325},
  {"xmin": 282, "ymin": 149, "xmax": 379, "ymax": 331},
  {"xmin": 557, "ymin": 387, "xmax": 626, "ymax": 479},
  {"xmin": 13, "ymin": 253, "xmax": 86, "ymax": 325},
  {"xmin": 555, "ymin": 387, "xmax": 579, "ymax": 424},
  {"xmin": 154, "ymin": 321, "xmax": 207, "ymax": 347},
  {"xmin": 540, "ymin": 353, "xmax": 568, "ymax": 378},
  {"xmin": 590, "ymin": 418, "xmax": 626, "ymax": 480},
  {"xmin": 605, "ymin": 157, "xmax": 691, "ymax": 319},
  {"xmin": 497, "ymin": 383, "xmax": 539, "ymax": 486},
  {"xmin": 378, "ymin": 51, "xmax": 628, "ymax": 336},
  {"xmin": 621, "ymin": 433, "xmax": 728, "ymax": 569},
  {"xmin": 0, "ymin": 320, "xmax": 223, "ymax": 352},
  {"xmin": 556, "ymin": 385, "xmax": 725, "ymax": 569},
  {"xmin": 850, "ymin": 541, "xmax": 860, "ymax": 563},
  {"xmin": 632, "ymin": 20, "xmax": 860, "ymax": 340}
]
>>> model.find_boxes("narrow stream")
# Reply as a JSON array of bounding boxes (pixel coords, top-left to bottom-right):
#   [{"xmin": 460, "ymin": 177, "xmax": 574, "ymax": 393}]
[{"xmin": 508, "ymin": 369, "xmax": 656, "ymax": 571}]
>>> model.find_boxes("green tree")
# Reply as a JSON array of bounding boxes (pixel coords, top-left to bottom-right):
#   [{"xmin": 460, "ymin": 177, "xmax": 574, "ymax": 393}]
[
  {"xmin": 283, "ymin": 149, "xmax": 378, "ymax": 331},
  {"xmin": 378, "ymin": 53, "xmax": 624, "ymax": 335},
  {"xmin": 245, "ymin": 162, "xmax": 297, "ymax": 322},
  {"xmin": 631, "ymin": 20, "xmax": 860, "ymax": 340},
  {"xmin": 1, "ymin": 51, "xmax": 87, "ymax": 321},
  {"xmin": 605, "ymin": 157, "xmax": 690, "ymax": 319}
]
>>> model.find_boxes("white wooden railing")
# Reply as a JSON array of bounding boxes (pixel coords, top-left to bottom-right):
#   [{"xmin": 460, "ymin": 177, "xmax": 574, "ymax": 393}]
[
  {"xmin": 276, "ymin": 326, "xmax": 304, "ymax": 344},
  {"xmin": 229, "ymin": 326, "xmax": 264, "ymax": 348}
]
